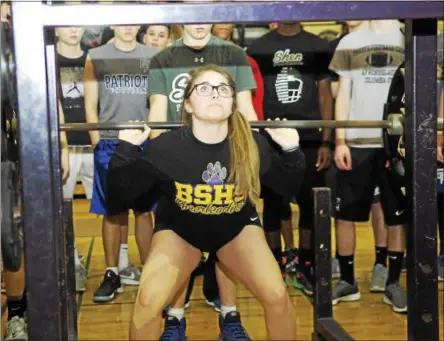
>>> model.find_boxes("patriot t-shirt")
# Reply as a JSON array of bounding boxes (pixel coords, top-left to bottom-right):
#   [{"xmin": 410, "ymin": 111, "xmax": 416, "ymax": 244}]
[
  {"xmin": 88, "ymin": 43, "xmax": 158, "ymax": 138},
  {"xmin": 148, "ymin": 35, "xmax": 256, "ymax": 122}
]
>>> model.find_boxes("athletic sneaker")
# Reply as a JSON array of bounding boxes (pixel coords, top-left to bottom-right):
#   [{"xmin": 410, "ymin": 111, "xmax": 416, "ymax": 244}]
[
  {"xmin": 206, "ymin": 297, "xmax": 221, "ymax": 312},
  {"xmin": 219, "ymin": 311, "xmax": 250, "ymax": 341},
  {"xmin": 279, "ymin": 261, "xmax": 289, "ymax": 287},
  {"xmin": 331, "ymin": 258, "xmax": 340, "ymax": 279},
  {"xmin": 159, "ymin": 316, "xmax": 187, "ymax": 341},
  {"xmin": 369, "ymin": 264, "xmax": 388, "ymax": 292},
  {"xmin": 383, "ymin": 283, "xmax": 407, "ymax": 313},
  {"xmin": 293, "ymin": 270, "xmax": 314, "ymax": 296},
  {"xmin": 438, "ymin": 254, "xmax": 444, "ymax": 281},
  {"xmin": 93, "ymin": 270, "xmax": 123, "ymax": 303},
  {"xmin": 119, "ymin": 264, "xmax": 140, "ymax": 286},
  {"xmin": 283, "ymin": 249, "xmax": 298, "ymax": 274},
  {"xmin": 5, "ymin": 316, "xmax": 28, "ymax": 340},
  {"xmin": 332, "ymin": 280, "xmax": 361, "ymax": 305},
  {"xmin": 75, "ymin": 264, "xmax": 87, "ymax": 292}
]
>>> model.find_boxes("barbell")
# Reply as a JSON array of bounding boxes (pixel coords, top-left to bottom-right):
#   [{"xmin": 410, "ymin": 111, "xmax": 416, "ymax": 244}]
[{"xmin": 58, "ymin": 114, "xmax": 435, "ymax": 136}]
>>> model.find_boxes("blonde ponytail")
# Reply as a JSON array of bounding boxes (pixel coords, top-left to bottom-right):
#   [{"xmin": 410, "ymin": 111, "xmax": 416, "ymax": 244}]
[{"xmin": 228, "ymin": 110, "xmax": 260, "ymax": 206}]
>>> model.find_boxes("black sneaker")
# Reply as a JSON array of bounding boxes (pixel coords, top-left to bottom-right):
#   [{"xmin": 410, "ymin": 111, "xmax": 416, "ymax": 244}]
[
  {"xmin": 283, "ymin": 248, "xmax": 298, "ymax": 274},
  {"xmin": 93, "ymin": 270, "xmax": 123, "ymax": 303},
  {"xmin": 293, "ymin": 270, "xmax": 314, "ymax": 296}
]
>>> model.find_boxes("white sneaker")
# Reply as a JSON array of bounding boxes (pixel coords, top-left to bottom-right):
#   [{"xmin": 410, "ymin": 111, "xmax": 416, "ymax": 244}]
[{"xmin": 6, "ymin": 316, "xmax": 28, "ymax": 340}]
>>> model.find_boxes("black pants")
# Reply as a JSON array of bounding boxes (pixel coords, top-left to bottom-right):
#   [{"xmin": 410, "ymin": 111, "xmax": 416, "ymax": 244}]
[
  {"xmin": 262, "ymin": 140, "xmax": 325, "ymax": 232},
  {"xmin": 185, "ymin": 252, "xmax": 219, "ymax": 304}
]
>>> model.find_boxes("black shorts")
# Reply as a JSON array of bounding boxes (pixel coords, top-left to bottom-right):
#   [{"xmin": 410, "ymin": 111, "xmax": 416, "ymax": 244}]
[
  {"xmin": 335, "ymin": 148, "xmax": 407, "ymax": 226},
  {"xmin": 153, "ymin": 212, "xmax": 263, "ymax": 253},
  {"xmin": 295, "ymin": 143, "xmax": 326, "ymax": 230}
]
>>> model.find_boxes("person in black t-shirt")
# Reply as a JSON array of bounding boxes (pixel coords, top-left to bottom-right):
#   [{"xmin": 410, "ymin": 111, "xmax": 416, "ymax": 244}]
[
  {"xmin": 384, "ymin": 62, "xmax": 444, "ymax": 282},
  {"xmin": 248, "ymin": 22, "xmax": 333, "ymax": 295},
  {"xmin": 56, "ymin": 26, "xmax": 92, "ymax": 293},
  {"xmin": 108, "ymin": 64, "xmax": 305, "ymax": 341}
]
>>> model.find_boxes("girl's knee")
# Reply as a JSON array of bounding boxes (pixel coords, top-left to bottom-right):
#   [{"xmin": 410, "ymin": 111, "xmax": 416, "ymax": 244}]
[
  {"xmin": 132, "ymin": 290, "xmax": 164, "ymax": 329},
  {"xmin": 260, "ymin": 282, "xmax": 289, "ymax": 307}
]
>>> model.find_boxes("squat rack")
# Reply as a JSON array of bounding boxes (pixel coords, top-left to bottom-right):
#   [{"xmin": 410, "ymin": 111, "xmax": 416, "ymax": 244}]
[{"xmin": 9, "ymin": 1, "xmax": 443, "ymax": 341}]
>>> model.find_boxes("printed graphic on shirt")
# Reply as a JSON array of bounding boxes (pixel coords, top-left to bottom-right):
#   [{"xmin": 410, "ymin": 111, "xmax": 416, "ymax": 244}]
[
  {"xmin": 273, "ymin": 50, "xmax": 305, "ymax": 105},
  {"xmin": 273, "ymin": 49, "xmax": 304, "ymax": 67},
  {"xmin": 140, "ymin": 57, "xmax": 151, "ymax": 72},
  {"xmin": 354, "ymin": 45, "xmax": 404, "ymax": 85},
  {"xmin": 169, "ymin": 73, "xmax": 192, "ymax": 113},
  {"xmin": 174, "ymin": 161, "xmax": 246, "ymax": 215},
  {"xmin": 276, "ymin": 67, "xmax": 303, "ymax": 104},
  {"xmin": 60, "ymin": 66, "xmax": 84, "ymax": 109},
  {"xmin": 104, "ymin": 74, "xmax": 149, "ymax": 95},
  {"xmin": 194, "ymin": 57, "xmax": 205, "ymax": 64}
]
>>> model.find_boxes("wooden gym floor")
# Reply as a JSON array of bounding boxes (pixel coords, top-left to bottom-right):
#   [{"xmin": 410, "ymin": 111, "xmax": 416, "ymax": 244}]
[{"xmin": 2, "ymin": 198, "xmax": 444, "ymax": 340}]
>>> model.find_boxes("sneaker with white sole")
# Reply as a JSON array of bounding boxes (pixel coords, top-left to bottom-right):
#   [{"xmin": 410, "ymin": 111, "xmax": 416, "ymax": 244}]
[
  {"xmin": 206, "ymin": 297, "xmax": 221, "ymax": 312},
  {"xmin": 383, "ymin": 283, "xmax": 407, "ymax": 313},
  {"xmin": 119, "ymin": 264, "xmax": 140, "ymax": 286},
  {"xmin": 332, "ymin": 280, "xmax": 361, "ymax": 305},
  {"xmin": 6, "ymin": 316, "xmax": 28, "ymax": 340},
  {"xmin": 93, "ymin": 270, "xmax": 123, "ymax": 303},
  {"xmin": 369, "ymin": 264, "xmax": 388, "ymax": 292}
]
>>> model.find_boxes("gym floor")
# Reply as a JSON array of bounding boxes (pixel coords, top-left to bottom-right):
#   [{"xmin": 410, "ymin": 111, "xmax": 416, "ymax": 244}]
[
  {"xmin": 2, "ymin": 198, "xmax": 444, "ymax": 340},
  {"xmin": 73, "ymin": 199, "xmax": 444, "ymax": 340}
]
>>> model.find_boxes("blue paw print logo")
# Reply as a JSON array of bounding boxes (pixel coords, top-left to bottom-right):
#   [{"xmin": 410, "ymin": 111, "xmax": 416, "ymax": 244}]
[{"xmin": 202, "ymin": 162, "xmax": 227, "ymax": 185}]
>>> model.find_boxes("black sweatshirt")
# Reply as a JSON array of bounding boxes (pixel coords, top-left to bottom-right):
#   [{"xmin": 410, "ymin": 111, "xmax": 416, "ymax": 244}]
[{"xmin": 107, "ymin": 127, "xmax": 305, "ymax": 252}]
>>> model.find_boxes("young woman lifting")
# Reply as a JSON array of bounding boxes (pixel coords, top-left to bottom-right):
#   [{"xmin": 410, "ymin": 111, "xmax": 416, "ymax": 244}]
[{"xmin": 107, "ymin": 64, "xmax": 305, "ymax": 340}]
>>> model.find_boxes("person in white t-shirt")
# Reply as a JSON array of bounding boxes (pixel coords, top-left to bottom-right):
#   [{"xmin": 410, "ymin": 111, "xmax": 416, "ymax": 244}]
[{"xmin": 329, "ymin": 20, "xmax": 407, "ymax": 314}]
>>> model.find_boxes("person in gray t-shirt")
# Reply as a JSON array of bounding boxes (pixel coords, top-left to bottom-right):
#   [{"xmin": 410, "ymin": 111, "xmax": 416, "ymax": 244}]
[{"xmin": 84, "ymin": 25, "xmax": 157, "ymax": 304}]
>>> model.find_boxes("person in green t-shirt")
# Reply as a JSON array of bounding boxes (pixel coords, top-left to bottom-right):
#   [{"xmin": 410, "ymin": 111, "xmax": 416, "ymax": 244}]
[{"xmin": 148, "ymin": 24, "xmax": 258, "ymax": 134}]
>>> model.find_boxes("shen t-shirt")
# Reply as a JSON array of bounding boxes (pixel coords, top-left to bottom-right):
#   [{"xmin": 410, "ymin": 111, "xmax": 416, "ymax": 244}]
[{"xmin": 247, "ymin": 29, "xmax": 333, "ymax": 142}]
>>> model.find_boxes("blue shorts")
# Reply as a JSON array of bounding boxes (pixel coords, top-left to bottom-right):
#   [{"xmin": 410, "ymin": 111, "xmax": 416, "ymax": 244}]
[{"xmin": 90, "ymin": 139, "xmax": 155, "ymax": 216}]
